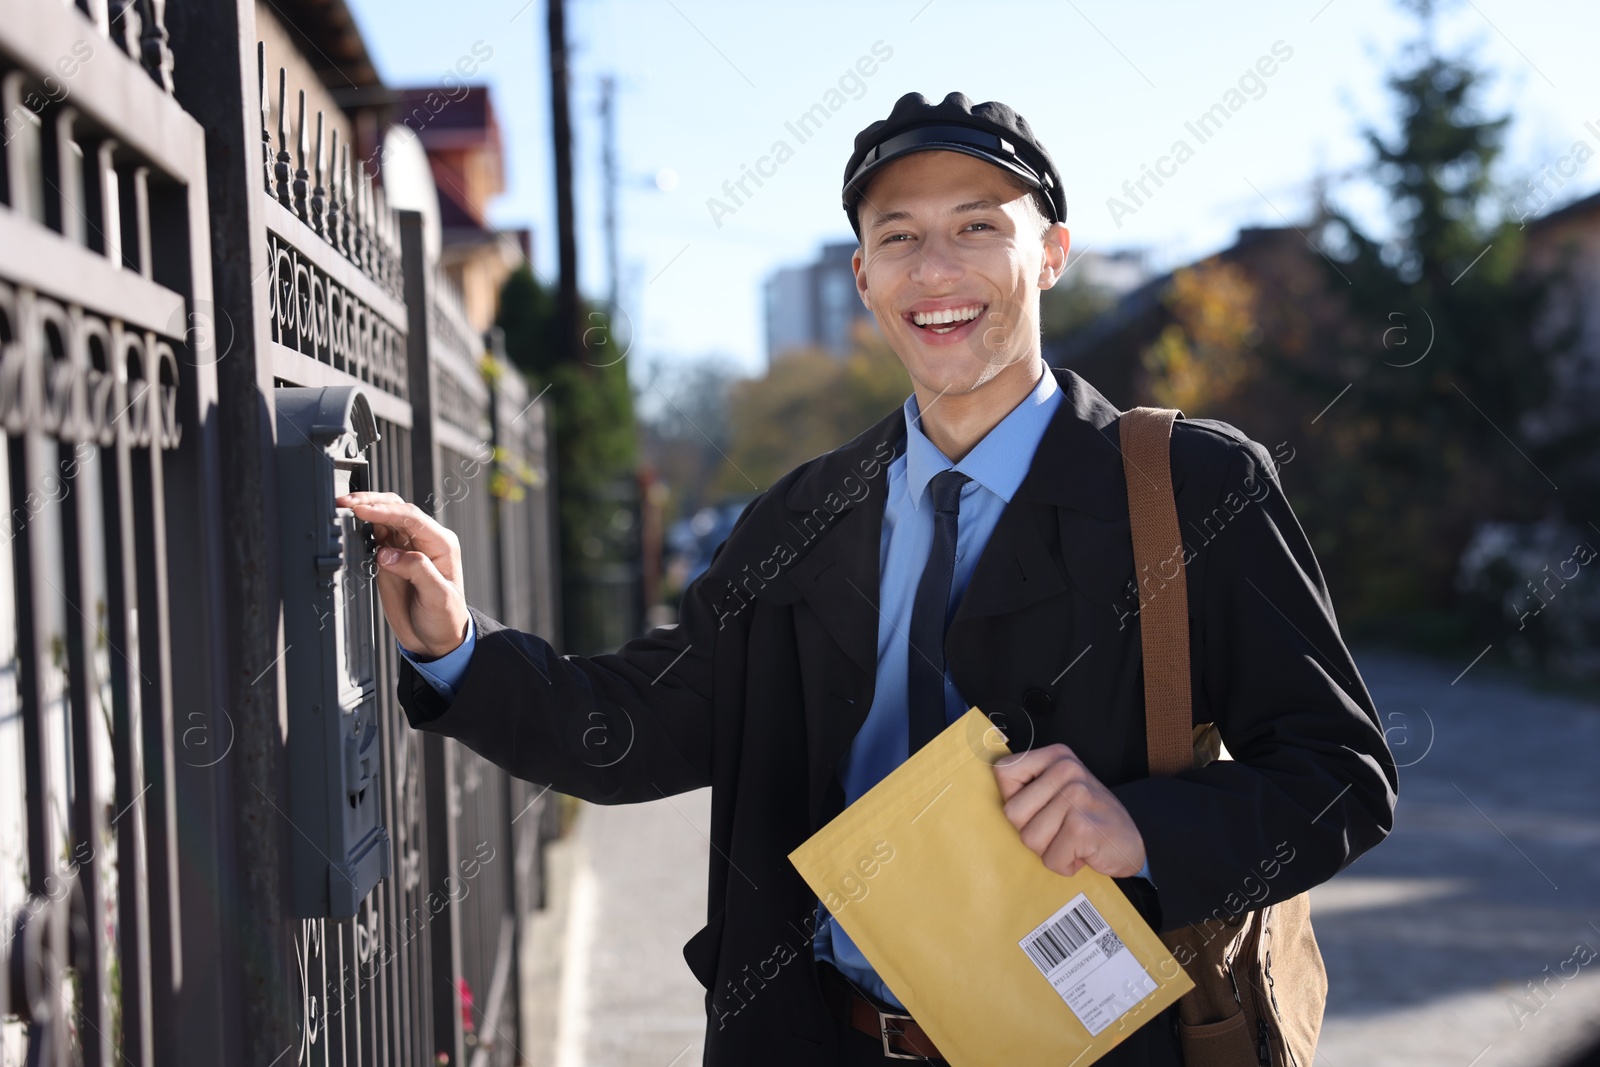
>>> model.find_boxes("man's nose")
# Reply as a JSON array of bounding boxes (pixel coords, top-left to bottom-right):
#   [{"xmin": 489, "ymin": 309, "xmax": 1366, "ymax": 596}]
[{"xmin": 908, "ymin": 232, "xmax": 965, "ymax": 287}]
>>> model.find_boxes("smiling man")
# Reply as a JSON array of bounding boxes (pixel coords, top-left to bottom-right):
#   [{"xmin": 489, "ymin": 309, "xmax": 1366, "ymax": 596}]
[{"xmin": 342, "ymin": 91, "xmax": 1396, "ymax": 1067}]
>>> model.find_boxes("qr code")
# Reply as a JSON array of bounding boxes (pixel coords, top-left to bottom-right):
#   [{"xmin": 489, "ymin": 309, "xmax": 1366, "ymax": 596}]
[{"xmin": 1097, "ymin": 930, "xmax": 1125, "ymax": 957}]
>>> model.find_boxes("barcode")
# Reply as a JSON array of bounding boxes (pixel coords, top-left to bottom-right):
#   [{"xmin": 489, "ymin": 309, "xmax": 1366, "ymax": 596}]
[
  {"xmin": 1097, "ymin": 930, "xmax": 1124, "ymax": 958},
  {"xmin": 1022, "ymin": 897, "xmax": 1108, "ymax": 971}
]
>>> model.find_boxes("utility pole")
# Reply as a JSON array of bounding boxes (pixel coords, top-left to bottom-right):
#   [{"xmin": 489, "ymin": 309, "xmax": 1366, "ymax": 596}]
[
  {"xmin": 599, "ymin": 73, "xmax": 620, "ymax": 318},
  {"xmin": 547, "ymin": 0, "xmax": 580, "ymax": 361}
]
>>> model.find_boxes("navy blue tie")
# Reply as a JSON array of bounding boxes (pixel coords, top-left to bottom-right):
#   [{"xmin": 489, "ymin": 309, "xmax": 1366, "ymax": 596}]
[{"xmin": 908, "ymin": 468, "xmax": 971, "ymax": 755}]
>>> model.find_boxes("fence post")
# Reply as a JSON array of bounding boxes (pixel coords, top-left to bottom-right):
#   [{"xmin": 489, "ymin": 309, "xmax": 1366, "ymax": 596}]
[
  {"xmin": 401, "ymin": 210, "xmax": 440, "ymax": 519},
  {"xmin": 165, "ymin": 0, "xmax": 294, "ymax": 1061},
  {"xmin": 401, "ymin": 208, "xmax": 467, "ymax": 1066}
]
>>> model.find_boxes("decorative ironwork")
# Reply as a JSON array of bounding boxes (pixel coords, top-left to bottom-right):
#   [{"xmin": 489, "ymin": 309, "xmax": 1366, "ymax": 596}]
[
  {"xmin": 292, "ymin": 88, "xmax": 310, "ymax": 223},
  {"xmin": 257, "ymin": 43, "xmax": 404, "ymax": 303},
  {"xmin": 88, "ymin": 0, "xmax": 175, "ymax": 94},
  {"xmin": 274, "ymin": 65, "xmax": 293, "ymax": 207},
  {"xmin": 429, "ymin": 270, "xmax": 480, "ymax": 364},
  {"xmin": 0, "ymin": 279, "xmax": 184, "ymax": 450},
  {"xmin": 139, "ymin": 0, "xmax": 174, "ymax": 94},
  {"xmin": 266, "ymin": 231, "xmax": 408, "ymax": 400},
  {"xmin": 433, "ymin": 364, "xmax": 490, "ymax": 440},
  {"xmin": 311, "ymin": 112, "xmax": 327, "ymax": 240}
]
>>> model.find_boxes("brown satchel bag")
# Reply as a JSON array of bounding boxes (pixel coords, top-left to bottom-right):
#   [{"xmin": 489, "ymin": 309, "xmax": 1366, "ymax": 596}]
[{"xmin": 1118, "ymin": 406, "xmax": 1327, "ymax": 1067}]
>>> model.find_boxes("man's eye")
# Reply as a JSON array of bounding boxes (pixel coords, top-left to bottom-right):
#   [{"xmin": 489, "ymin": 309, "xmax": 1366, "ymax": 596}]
[
  {"xmin": 883, "ymin": 233, "xmax": 910, "ymax": 244},
  {"xmin": 966, "ymin": 222, "xmax": 994, "ymax": 232}
]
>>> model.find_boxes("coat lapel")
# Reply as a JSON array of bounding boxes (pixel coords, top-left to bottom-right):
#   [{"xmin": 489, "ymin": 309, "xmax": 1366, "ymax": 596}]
[
  {"xmin": 788, "ymin": 502, "xmax": 882, "ymax": 829},
  {"xmin": 779, "ymin": 410, "xmax": 905, "ymax": 826},
  {"xmin": 949, "ymin": 367, "xmax": 1135, "ymax": 629},
  {"xmin": 777, "ymin": 366, "xmax": 1138, "ymax": 825},
  {"xmin": 785, "ymin": 501, "xmax": 884, "ymax": 677}
]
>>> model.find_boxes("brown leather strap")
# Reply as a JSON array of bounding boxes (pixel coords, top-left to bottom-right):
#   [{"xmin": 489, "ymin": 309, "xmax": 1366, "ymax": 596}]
[
  {"xmin": 818, "ymin": 962, "xmax": 947, "ymax": 1060},
  {"xmin": 1119, "ymin": 407, "xmax": 1195, "ymax": 778}
]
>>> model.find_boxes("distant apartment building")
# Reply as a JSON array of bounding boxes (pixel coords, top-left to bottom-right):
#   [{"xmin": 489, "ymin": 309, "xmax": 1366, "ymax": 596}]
[{"xmin": 764, "ymin": 241, "xmax": 877, "ymax": 364}]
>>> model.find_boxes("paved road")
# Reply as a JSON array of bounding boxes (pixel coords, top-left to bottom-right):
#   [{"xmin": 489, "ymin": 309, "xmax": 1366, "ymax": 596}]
[
  {"xmin": 524, "ymin": 647, "xmax": 1600, "ymax": 1067},
  {"xmin": 1311, "ymin": 648, "xmax": 1600, "ymax": 1067}
]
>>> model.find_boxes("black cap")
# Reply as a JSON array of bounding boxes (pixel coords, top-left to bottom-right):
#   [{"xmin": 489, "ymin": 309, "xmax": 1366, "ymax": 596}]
[{"xmin": 842, "ymin": 91, "xmax": 1066, "ymax": 239}]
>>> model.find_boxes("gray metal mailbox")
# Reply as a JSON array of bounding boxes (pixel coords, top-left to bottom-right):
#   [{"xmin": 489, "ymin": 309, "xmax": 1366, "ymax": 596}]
[{"xmin": 275, "ymin": 385, "xmax": 392, "ymax": 918}]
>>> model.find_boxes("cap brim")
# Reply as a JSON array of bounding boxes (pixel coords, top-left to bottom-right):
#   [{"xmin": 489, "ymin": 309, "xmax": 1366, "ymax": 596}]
[{"xmin": 847, "ymin": 141, "xmax": 1042, "ymax": 207}]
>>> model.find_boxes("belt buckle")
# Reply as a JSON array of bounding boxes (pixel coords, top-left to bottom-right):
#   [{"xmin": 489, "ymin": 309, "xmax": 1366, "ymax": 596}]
[{"xmin": 877, "ymin": 1008, "xmax": 925, "ymax": 1060}]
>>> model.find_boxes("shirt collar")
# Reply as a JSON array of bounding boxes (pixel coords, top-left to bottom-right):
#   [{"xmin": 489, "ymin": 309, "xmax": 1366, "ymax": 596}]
[{"xmin": 903, "ymin": 362, "xmax": 1061, "ymax": 511}]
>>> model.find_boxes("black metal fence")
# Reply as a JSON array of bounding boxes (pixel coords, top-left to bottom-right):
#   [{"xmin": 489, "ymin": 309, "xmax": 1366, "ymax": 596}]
[{"xmin": 0, "ymin": 2, "xmax": 561, "ymax": 1064}]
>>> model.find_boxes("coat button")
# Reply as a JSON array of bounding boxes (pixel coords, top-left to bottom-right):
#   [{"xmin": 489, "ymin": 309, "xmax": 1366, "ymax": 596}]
[{"xmin": 1022, "ymin": 688, "xmax": 1054, "ymax": 716}]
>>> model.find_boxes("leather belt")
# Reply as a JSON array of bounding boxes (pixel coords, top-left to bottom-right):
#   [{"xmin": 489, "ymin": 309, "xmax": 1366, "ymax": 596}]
[{"xmin": 817, "ymin": 962, "xmax": 947, "ymax": 1062}]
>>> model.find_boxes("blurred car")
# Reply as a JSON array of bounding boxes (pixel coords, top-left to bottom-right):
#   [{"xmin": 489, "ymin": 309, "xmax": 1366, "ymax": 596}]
[{"xmin": 666, "ymin": 495, "xmax": 761, "ymax": 591}]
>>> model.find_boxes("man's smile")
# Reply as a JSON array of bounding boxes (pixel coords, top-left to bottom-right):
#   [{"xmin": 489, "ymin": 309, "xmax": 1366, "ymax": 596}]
[{"xmin": 904, "ymin": 300, "xmax": 988, "ymax": 341}]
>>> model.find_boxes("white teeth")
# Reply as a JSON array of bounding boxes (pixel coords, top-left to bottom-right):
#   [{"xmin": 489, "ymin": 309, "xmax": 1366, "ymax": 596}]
[{"xmin": 912, "ymin": 304, "xmax": 983, "ymax": 327}]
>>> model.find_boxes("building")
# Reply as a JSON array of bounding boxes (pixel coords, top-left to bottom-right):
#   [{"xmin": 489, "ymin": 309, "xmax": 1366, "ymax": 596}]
[
  {"xmin": 763, "ymin": 240, "xmax": 877, "ymax": 364},
  {"xmin": 1521, "ymin": 189, "xmax": 1600, "ymax": 467},
  {"xmin": 1046, "ymin": 228, "xmax": 1305, "ymax": 408},
  {"xmin": 1067, "ymin": 247, "xmax": 1153, "ymax": 294},
  {"xmin": 392, "ymin": 85, "xmax": 533, "ymax": 333}
]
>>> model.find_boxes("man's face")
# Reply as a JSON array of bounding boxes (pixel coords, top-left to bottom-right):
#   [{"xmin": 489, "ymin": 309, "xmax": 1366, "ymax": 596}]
[{"xmin": 851, "ymin": 149, "xmax": 1069, "ymax": 397}]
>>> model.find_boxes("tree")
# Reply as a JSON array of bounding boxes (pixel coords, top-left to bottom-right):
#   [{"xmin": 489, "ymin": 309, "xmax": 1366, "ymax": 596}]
[
  {"xmin": 1296, "ymin": 0, "xmax": 1579, "ymax": 643},
  {"xmin": 715, "ymin": 320, "xmax": 910, "ymax": 496},
  {"xmin": 496, "ymin": 264, "xmax": 639, "ymax": 652},
  {"xmin": 1140, "ymin": 258, "xmax": 1261, "ymax": 413},
  {"xmin": 1038, "ymin": 267, "xmax": 1122, "ymax": 346},
  {"xmin": 1130, "ymin": 0, "xmax": 1588, "ymax": 660},
  {"xmin": 637, "ymin": 354, "xmax": 740, "ymax": 529}
]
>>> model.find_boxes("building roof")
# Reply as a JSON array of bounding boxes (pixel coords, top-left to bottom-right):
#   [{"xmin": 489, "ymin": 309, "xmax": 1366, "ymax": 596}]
[
  {"xmin": 1052, "ymin": 226, "xmax": 1292, "ymax": 367},
  {"xmin": 271, "ymin": 0, "xmax": 384, "ymax": 92},
  {"xmin": 1525, "ymin": 188, "xmax": 1600, "ymax": 234},
  {"xmin": 393, "ymin": 85, "xmax": 502, "ymax": 149}
]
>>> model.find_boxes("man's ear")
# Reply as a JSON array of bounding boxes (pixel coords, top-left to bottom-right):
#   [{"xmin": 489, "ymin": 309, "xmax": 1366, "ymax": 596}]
[
  {"xmin": 1038, "ymin": 223, "xmax": 1071, "ymax": 291},
  {"xmin": 853, "ymin": 246, "xmax": 872, "ymax": 311}
]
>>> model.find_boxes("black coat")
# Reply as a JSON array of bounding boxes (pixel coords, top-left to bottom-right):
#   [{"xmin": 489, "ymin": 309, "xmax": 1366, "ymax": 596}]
[{"xmin": 397, "ymin": 366, "xmax": 1399, "ymax": 1066}]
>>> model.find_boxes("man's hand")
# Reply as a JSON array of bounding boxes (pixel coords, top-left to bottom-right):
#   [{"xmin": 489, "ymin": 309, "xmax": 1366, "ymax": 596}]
[
  {"xmin": 333, "ymin": 492, "xmax": 471, "ymax": 659},
  {"xmin": 993, "ymin": 743, "xmax": 1146, "ymax": 879}
]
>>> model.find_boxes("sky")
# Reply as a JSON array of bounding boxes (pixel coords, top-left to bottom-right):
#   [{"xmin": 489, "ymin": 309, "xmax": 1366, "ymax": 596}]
[{"xmin": 342, "ymin": 0, "xmax": 1600, "ymax": 384}]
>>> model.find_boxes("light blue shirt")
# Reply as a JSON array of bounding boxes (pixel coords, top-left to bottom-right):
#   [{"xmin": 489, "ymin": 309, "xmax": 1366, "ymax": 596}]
[
  {"xmin": 809, "ymin": 365, "xmax": 1148, "ymax": 1010},
  {"xmin": 394, "ymin": 364, "xmax": 1151, "ymax": 1011},
  {"xmin": 397, "ymin": 614, "xmax": 477, "ymax": 698}
]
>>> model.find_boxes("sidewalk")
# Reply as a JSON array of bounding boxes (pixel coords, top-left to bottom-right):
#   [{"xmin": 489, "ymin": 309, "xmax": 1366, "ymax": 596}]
[{"xmin": 520, "ymin": 789, "xmax": 712, "ymax": 1067}]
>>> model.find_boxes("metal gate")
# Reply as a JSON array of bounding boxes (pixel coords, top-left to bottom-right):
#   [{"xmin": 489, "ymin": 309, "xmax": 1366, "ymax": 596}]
[{"xmin": 0, "ymin": 2, "xmax": 562, "ymax": 1064}]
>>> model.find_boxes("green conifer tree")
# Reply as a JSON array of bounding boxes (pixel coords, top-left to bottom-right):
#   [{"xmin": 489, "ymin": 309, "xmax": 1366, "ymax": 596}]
[{"xmin": 1297, "ymin": 0, "xmax": 1581, "ymax": 646}]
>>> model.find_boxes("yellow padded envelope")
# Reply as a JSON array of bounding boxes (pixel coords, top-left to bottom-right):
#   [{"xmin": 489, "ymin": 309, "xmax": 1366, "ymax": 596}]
[{"xmin": 789, "ymin": 706, "xmax": 1194, "ymax": 1066}]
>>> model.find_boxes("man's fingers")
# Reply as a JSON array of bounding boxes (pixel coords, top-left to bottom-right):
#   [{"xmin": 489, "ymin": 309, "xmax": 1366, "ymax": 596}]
[
  {"xmin": 1017, "ymin": 794, "xmax": 1095, "ymax": 879},
  {"xmin": 992, "ymin": 744, "xmax": 1147, "ymax": 880},
  {"xmin": 373, "ymin": 548, "xmax": 465, "ymax": 650},
  {"xmin": 1005, "ymin": 764, "xmax": 1088, "ymax": 831},
  {"xmin": 1017, "ymin": 789, "xmax": 1073, "ymax": 854},
  {"xmin": 335, "ymin": 491, "xmax": 412, "ymax": 514},
  {"xmin": 337, "ymin": 495, "xmax": 459, "ymax": 565},
  {"xmin": 992, "ymin": 742, "xmax": 1079, "ymax": 788},
  {"xmin": 1042, "ymin": 849, "xmax": 1087, "ymax": 879},
  {"xmin": 376, "ymin": 547, "xmax": 455, "ymax": 601},
  {"xmin": 997, "ymin": 747, "xmax": 1082, "ymax": 812},
  {"xmin": 1039, "ymin": 798, "xmax": 1099, "ymax": 873},
  {"xmin": 1017, "ymin": 788, "xmax": 1109, "ymax": 878},
  {"xmin": 995, "ymin": 771, "xmax": 1026, "ymax": 804}
]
